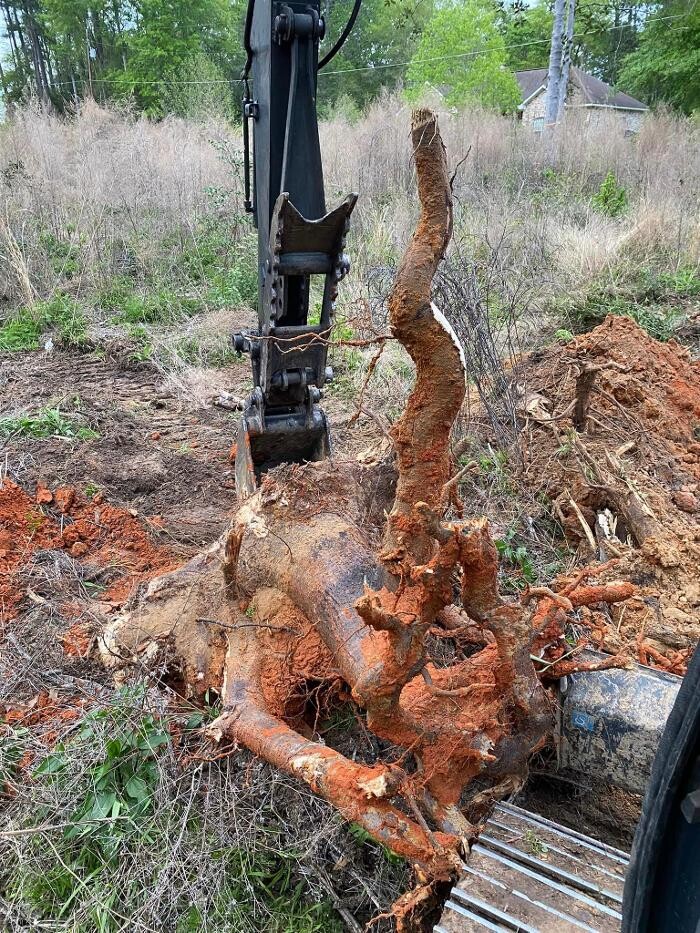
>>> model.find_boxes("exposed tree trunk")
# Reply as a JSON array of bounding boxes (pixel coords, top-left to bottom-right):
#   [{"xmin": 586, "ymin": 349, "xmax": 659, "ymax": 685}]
[
  {"xmin": 544, "ymin": 0, "xmax": 566, "ymax": 128},
  {"xmin": 556, "ymin": 0, "xmax": 576, "ymax": 121},
  {"xmin": 21, "ymin": 0, "xmax": 51, "ymax": 107}
]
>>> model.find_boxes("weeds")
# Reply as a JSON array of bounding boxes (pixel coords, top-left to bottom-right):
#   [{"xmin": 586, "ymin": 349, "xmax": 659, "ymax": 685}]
[
  {"xmin": 567, "ymin": 265, "xmax": 696, "ymax": 341},
  {"xmin": 0, "ymin": 296, "xmax": 88, "ymax": 352},
  {"xmin": 2, "ymin": 684, "xmax": 403, "ymax": 931},
  {"xmin": 592, "ymin": 172, "xmax": 628, "ymax": 218},
  {"xmin": 495, "ymin": 528, "xmax": 537, "ymax": 587},
  {"xmin": 0, "ymin": 407, "xmax": 98, "ymax": 441},
  {"xmin": 523, "ymin": 829, "xmax": 549, "ymax": 858},
  {"xmin": 124, "ymin": 324, "xmax": 154, "ymax": 362}
]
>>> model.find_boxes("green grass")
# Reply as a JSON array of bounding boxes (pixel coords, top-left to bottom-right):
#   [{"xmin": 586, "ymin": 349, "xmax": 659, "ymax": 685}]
[
  {"xmin": 1, "ymin": 219, "xmax": 261, "ymax": 356},
  {"xmin": 39, "ymin": 229, "xmax": 82, "ymax": 279},
  {"xmin": 566, "ymin": 266, "xmax": 699, "ymax": 341},
  {"xmin": 0, "ymin": 406, "xmax": 98, "ymax": 440},
  {"xmin": 5, "ymin": 686, "xmax": 343, "ymax": 933},
  {"xmin": 111, "ymin": 288, "xmax": 203, "ymax": 325},
  {"xmin": 174, "ymin": 335, "xmax": 237, "ymax": 368},
  {"xmin": 0, "ymin": 295, "xmax": 88, "ymax": 351}
]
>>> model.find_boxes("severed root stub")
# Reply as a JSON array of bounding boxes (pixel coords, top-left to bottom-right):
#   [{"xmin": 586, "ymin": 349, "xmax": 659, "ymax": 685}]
[{"xmin": 99, "ymin": 110, "xmax": 634, "ymax": 919}]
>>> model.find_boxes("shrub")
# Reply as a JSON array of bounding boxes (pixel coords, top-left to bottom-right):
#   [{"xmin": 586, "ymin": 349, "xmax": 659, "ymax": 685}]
[{"xmin": 592, "ymin": 172, "xmax": 628, "ymax": 217}]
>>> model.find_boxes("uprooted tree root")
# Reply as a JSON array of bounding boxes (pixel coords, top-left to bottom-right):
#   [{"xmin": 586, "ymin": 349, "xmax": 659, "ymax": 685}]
[{"xmin": 99, "ymin": 111, "xmax": 635, "ymax": 919}]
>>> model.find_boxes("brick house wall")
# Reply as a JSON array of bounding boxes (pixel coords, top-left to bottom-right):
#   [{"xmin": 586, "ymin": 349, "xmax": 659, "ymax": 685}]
[{"xmin": 521, "ymin": 86, "xmax": 644, "ymax": 134}]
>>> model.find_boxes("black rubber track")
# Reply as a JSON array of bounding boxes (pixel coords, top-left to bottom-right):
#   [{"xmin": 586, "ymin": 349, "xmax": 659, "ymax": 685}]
[{"xmin": 622, "ymin": 641, "xmax": 700, "ymax": 931}]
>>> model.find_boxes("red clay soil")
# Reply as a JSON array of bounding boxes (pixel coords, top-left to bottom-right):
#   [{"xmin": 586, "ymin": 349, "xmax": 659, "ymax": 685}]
[
  {"xmin": 0, "ymin": 479, "xmax": 177, "ymax": 623},
  {"xmin": 514, "ymin": 316, "xmax": 700, "ymax": 674}
]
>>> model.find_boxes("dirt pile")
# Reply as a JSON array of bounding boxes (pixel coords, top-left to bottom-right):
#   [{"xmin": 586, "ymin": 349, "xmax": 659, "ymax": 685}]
[
  {"xmin": 515, "ymin": 315, "xmax": 700, "ymax": 673},
  {"xmin": 0, "ymin": 480, "xmax": 177, "ymax": 623}
]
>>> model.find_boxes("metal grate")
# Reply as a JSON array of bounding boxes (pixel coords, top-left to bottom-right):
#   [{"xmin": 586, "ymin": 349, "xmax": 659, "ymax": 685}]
[{"xmin": 437, "ymin": 803, "xmax": 628, "ymax": 933}]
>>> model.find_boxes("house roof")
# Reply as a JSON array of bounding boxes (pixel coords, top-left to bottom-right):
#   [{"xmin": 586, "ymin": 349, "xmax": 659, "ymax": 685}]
[
  {"xmin": 515, "ymin": 66, "xmax": 647, "ymax": 111},
  {"xmin": 515, "ymin": 68, "xmax": 548, "ymax": 104}
]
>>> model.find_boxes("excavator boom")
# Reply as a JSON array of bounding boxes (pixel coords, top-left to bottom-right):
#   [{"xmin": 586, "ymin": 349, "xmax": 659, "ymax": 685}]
[{"xmin": 233, "ymin": 0, "xmax": 357, "ymax": 497}]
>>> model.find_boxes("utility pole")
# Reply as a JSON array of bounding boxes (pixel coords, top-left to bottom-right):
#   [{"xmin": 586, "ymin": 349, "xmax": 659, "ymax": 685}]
[{"xmin": 544, "ymin": 0, "xmax": 566, "ymax": 129}]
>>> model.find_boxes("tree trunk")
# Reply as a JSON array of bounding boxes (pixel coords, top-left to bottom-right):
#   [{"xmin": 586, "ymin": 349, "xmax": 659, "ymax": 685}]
[
  {"xmin": 544, "ymin": 0, "xmax": 566, "ymax": 128},
  {"xmin": 556, "ymin": 0, "xmax": 576, "ymax": 121}
]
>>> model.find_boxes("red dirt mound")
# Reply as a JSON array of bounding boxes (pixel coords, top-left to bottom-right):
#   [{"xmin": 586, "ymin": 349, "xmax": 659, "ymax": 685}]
[
  {"xmin": 516, "ymin": 315, "xmax": 700, "ymax": 673},
  {"xmin": 0, "ymin": 480, "xmax": 178, "ymax": 623}
]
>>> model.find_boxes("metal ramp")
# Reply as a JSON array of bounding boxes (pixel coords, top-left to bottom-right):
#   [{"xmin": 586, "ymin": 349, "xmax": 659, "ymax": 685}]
[{"xmin": 437, "ymin": 803, "xmax": 628, "ymax": 933}]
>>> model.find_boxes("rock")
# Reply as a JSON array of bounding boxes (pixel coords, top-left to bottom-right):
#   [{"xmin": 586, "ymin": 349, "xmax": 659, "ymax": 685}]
[
  {"xmin": 62, "ymin": 526, "xmax": 80, "ymax": 546},
  {"xmin": 662, "ymin": 606, "xmax": 694, "ymax": 625},
  {"xmin": 36, "ymin": 484, "xmax": 53, "ymax": 505},
  {"xmin": 673, "ymin": 490, "xmax": 698, "ymax": 513},
  {"xmin": 70, "ymin": 541, "xmax": 88, "ymax": 557},
  {"xmin": 54, "ymin": 487, "xmax": 75, "ymax": 513}
]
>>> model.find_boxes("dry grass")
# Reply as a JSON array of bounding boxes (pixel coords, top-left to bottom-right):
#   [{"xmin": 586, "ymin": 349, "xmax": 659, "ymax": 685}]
[
  {"xmin": 321, "ymin": 94, "xmax": 699, "ymax": 333},
  {"xmin": 0, "ymin": 100, "xmax": 240, "ymax": 303}
]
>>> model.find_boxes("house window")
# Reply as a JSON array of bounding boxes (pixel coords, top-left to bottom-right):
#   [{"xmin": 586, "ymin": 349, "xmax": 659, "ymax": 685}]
[{"xmin": 532, "ymin": 116, "xmax": 544, "ymax": 133}]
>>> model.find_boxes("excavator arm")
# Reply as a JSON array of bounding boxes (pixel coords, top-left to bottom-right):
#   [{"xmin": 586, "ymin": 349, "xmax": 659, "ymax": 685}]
[{"xmin": 233, "ymin": 0, "xmax": 358, "ymax": 497}]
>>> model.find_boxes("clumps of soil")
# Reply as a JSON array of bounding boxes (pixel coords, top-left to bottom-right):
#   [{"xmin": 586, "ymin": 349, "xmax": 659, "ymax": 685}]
[
  {"xmin": 0, "ymin": 479, "xmax": 178, "ymax": 622},
  {"xmin": 515, "ymin": 315, "xmax": 700, "ymax": 673}
]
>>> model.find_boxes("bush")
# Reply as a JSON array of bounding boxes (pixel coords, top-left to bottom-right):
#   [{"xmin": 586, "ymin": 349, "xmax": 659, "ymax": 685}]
[{"xmin": 592, "ymin": 172, "xmax": 628, "ymax": 217}]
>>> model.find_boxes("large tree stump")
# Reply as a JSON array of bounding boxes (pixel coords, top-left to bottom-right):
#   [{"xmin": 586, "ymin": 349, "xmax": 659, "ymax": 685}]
[{"xmin": 100, "ymin": 111, "xmax": 633, "ymax": 889}]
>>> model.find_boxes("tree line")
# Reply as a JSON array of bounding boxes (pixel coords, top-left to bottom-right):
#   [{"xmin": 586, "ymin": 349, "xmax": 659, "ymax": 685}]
[{"xmin": 0, "ymin": 0, "xmax": 697, "ymax": 117}]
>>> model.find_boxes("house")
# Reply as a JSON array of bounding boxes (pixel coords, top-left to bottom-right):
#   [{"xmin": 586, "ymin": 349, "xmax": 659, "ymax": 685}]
[{"xmin": 515, "ymin": 67, "xmax": 648, "ymax": 133}]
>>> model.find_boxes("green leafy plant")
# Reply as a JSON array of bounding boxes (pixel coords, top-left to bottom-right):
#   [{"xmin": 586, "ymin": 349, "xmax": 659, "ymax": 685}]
[
  {"xmin": 0, "ymin": 407, "xmax": 98, "ymax": 441},
  {"xmin": 1, "ymin": 725, "xmax": 30, "ymax": 787},
  {"xmin": 553, "ymin": 328, "xmax": 574, "ymax": 344},
  {"xmin": 125, "ymin": 324, "xmax": 154, "ymax": 362},
  {"xmin": 592, "ymin": 172, "xmax": 627, "ymax": 218},
  {"xmin": 495, "ymin": 528, "xmax": 536, "ymax": 586},
  {"xmin": 523, "ymin": 828, "xmax": 549, "ymax": 857},
  {"xmin": 348, "ymin": 822, "xmax": 404, "ymax": 866},
  {"xmin": 613, "ymin": 303, "xmax": 683, "ymax": 341},
  {"xmin": 7, "ymin": 686, "xmax": 344, "ymax": 932},
  {"xmin": 0, "ymin": 296, "xmax": 88, "ymax": 351},
  {"xmin": 39, "ymin": 230, "xmax": 81, "ymax": 279}
]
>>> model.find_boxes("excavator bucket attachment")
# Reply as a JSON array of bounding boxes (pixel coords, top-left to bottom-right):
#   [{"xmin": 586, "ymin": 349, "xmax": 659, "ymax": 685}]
[
  {"xmin": 233, "ymin": 193, "xmax": 355, "ymax": 499},
  {"xmin": 234, "ymin": 398, "xmax": 330, "ymax": 500}
]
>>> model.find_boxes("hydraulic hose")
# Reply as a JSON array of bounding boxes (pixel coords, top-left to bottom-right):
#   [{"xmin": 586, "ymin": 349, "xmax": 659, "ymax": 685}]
[{"xmin": 318, "ymin": 0, "xmax": 363, "ymax": 70}]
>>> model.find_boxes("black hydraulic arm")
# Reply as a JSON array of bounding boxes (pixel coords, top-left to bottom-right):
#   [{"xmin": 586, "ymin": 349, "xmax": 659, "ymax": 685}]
[{"xmin": 234, "ymin": 0, "xmax": 360, "ymax": 496}]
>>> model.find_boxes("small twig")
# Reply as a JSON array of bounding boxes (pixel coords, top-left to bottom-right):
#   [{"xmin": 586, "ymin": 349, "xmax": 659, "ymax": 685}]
[
  {"xmin": 449, "ymin": 146, "xmax": 472, "ymax": 189},
  {"xmin": 441, "ymin": 459, "xmax": 478, "ymax": 496},
  {"xmin": 568, "ymin": 497, "xmax": 597, "ymax": 553},
  {"xmin": 314, "ymin": 865, "xmax": 363, "ymax": 933},
  {"xmin": 196, "ymin": 616, "xmax": 300, "ymax": 636},
  {"xmin": 348, "ymin": 343, "xmax": 385, "ymax": 427},
  {"xmin": 530, "ymin": 642, "xmax": 583, "ymax": 671},
  {"xmin": 0, "ymin": 816, "xmax": 130, "ymax": 838}
]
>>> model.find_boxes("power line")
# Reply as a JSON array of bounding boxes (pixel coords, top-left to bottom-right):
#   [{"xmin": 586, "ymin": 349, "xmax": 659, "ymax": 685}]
[
  {"xmin": 319, "ymin": 9, "xmax": 693, "ymax": 77},
  {"xmin": 5, "ymin": 8, "xmax": 692, "ymax": 91}
]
